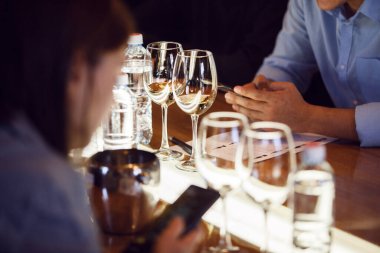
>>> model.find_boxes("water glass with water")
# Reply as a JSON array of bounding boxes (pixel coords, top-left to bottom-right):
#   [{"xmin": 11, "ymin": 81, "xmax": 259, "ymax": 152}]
[{"xmin": 102, "ymin": 84, "xmax": 137, "ymax": 150}]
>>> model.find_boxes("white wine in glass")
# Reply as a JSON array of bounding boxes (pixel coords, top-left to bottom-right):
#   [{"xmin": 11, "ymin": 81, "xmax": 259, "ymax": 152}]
[
  {"xmin": 196, "ymin": 112, "xmax": 249, "ymax": 252},
  {"xmin": 145, "ymin": 42, "xmax": 183, "ymax": 161},
  {"xmin": 236, "ymin": 121, "xmax": 296, "ymax": 253},
  {"xmin": 172, "ymin": 50, "xmax": 218, "ymax": 171}
]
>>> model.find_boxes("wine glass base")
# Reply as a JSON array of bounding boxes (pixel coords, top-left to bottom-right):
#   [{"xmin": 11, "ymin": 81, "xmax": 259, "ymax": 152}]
[
  {"xmin": 175, "ymin": 159, "xmax": 197, "ymax": 172},
  {"xmin": 155, "ymin": 149, "xmax": 183, "ymax": 161},
  {"xmin": 206, "ymin": 245, "xmax": 240, "ymax": 253}
]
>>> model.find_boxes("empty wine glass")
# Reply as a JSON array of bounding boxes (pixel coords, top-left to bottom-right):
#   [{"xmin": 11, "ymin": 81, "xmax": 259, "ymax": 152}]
[
  {"xmin": 145, "ymin": 42, "xmax": 183, "ymax": 161},
  {"xmin": 236, "ymin": 122, "xmax": 296, "ymax": 253},
  {"xmin": 172, "ymin": 50, "xmax": 218, "ymax": 171},
  {"xmin": 196, "ymin": 112, "xmax": 249, "ymax": 252}
]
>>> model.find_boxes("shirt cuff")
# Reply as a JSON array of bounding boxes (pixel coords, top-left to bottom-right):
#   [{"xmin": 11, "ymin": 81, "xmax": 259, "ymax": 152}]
[{"xmin": 355, "ymin": 103, "xmax": 380, "ymax": 147}]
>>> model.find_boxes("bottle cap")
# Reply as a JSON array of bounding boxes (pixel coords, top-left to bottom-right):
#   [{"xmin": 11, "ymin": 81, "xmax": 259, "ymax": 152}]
[
  {"xmin": 301, "ymin": 143, "xmax": 326, "ymax": 165},
  {"xmin": 128, "ymin": 33, "xmax": 143, "ymax": 45}
]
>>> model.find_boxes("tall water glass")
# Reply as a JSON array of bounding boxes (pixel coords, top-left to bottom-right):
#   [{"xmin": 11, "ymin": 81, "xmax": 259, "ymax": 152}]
[
  {"xmin": 145, "ymin": 42, "xmax": 183, "ymax": 161},
  {"xmin": 172, "ymin": 50, "xmax": 218, "ymax": 171},
  {"xmin": 236, "ymin": 122, "xmax": 296, "ymax": 253},
  {"xmin": 102, "ymin": 85, "xmax": 136, "ymax": 150},
  {"xmin": 196, "ymin": 112, "xmax": 249, "ymax": 252}
]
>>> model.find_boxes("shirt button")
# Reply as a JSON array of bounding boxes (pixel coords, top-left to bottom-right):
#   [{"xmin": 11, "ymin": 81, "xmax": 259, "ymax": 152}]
[
  {"xmin": 339, "ymin": 64, "xmax": 346, "ymax": 70},
  {"xmin": 353, "ymin": 100, "xmax": 359, "ymax": 106}
]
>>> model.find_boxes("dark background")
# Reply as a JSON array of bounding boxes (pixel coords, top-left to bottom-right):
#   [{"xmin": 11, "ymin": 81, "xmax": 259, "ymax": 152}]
[{"xmin": 124, "ymin": 0, "xmax": 333, "ymax": 107}]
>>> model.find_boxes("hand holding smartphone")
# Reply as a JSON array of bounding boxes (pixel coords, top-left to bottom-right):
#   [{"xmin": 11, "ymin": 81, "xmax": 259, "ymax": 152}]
[{"xmin": 125, "ymin": 185, "xmax": 220, "ymax": 253}]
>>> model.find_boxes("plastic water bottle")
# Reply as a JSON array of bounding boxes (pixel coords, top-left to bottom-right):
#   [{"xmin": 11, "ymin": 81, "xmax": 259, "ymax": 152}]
[
  {"xmin": 122, "ymin": 33, "xmax": 153, "ymax": 145},
  {"xmin": 293, "ymin": 144, "xmax": 335, "ymax": 253}
]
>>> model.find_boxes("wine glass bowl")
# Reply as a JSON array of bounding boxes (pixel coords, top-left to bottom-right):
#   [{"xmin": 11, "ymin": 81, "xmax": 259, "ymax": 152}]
[
  {"xmin": 172, "ymin": 50, "xmax": 218, "ymax": 171},
  {"xmin": 172, "ymin": 50, "xmax": 217, "ymax": 115},
  {"xmin": 145, "ymin": 42, "xmax": 181, "ymax": 106},
  {"xmin": 197, "ymin": 113, "xmax": 247, "ymax": 191}
]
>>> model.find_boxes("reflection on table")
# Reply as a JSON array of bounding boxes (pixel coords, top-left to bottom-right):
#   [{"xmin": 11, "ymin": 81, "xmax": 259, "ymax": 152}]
[{"xmin": 98, "ymin": 93, "xmax": 380, "ymax": 253}]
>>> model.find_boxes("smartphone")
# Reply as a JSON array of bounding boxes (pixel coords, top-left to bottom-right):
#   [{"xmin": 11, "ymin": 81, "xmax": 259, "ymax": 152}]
[
  {"xmin": 218, "ymin": 83, "xmax": 246, "ymax": 98},
  {"xmin": 125, "ymin": 185, "xmax": 220, "ymax": 253},
  {"xmin": 218, "ymin": 81, "xmax": 271, "ymax": 95}
]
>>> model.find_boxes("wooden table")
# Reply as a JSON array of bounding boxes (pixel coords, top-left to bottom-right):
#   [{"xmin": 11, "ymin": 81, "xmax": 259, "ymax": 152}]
[{"xmin": 102, "ymin": 93, "xmax": 380, "ymax": 252}]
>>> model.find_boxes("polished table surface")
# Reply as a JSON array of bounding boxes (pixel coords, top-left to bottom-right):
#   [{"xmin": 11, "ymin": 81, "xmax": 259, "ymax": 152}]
[{"xmin": 102, "ymin": 93, "xmax": 380, "ymax": 253}]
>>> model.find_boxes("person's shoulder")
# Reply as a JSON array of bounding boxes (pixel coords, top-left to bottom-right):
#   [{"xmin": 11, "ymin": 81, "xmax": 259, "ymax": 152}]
[
  {"xmin": 0, "ymin": 119, "xmax": 99, "ymax": 253},
  {"xmin": 0, "ymin": 117, "xmax": 80, "ymax": 201},
  {"xmin": 294, "ymin": 0, "xmax": 321, "ymax": 13},
  {"xmin": 0, "ymin": 141, "xmax": 76, "ymax": 207},
  {"xmin": 287, "ymin": 0, "xmax": 326, "ymax": 24},
  {"xmin": 285, "ymin": 0, "xmax": 316, "ymax": 9},
  {"xmin": 0, "ymin": 136, "xmax": 72, "ymax": 181}
]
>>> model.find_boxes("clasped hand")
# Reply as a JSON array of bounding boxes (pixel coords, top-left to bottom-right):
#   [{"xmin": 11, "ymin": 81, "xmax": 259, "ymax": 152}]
[{"xmin": 225, "ymin": 75, "xmax": 311, "ymax": 132}]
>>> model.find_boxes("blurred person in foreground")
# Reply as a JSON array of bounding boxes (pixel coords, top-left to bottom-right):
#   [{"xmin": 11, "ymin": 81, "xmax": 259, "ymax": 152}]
[
  {"xmin": 0, "ymin": 0, "xmax": 202, "ymax": 252},
  {"xmin": 225, "ymin": 0, "xmax": 380, "ymax": 147},
  {"xmin": 125, "ymin": 0, "xmax": 288, "ymax": 86}
]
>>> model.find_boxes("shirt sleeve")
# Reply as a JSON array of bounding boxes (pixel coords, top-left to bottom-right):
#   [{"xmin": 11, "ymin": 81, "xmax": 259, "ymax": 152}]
[
  {"xmin": 257, "ymin": 0, "xmax": 319, "ymax": 93},
  {"xmin": 355, "ymin": 103, "xmax": 380, "ymax": 147}
]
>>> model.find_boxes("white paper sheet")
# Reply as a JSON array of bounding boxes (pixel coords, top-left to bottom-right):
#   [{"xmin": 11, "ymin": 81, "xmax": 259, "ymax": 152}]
[{"xmin": 172, "ymin": 132, "xmax": 336, "ymax": 162}]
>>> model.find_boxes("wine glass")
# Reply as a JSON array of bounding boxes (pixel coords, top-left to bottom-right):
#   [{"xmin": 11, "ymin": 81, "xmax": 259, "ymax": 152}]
[
  {"xmin": 235, "ymin": 122, "xmax": 296, "ymax": 253},
  {"xmin": 145, "ymin": 42, "xmax": 183, "ymax": 161},
  {"xmin": 172, "ymin": 50, "xmax": 218, "ymax": 171},
  {"xmin": 196, "ymin": 112, "xmax": 249, "ymax": 252}
]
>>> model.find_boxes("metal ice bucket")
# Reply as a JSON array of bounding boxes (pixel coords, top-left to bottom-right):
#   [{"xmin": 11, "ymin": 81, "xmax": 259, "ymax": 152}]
[{"xmin": 87, "ymin": 149, "xmax": 160, "ymax": 235}]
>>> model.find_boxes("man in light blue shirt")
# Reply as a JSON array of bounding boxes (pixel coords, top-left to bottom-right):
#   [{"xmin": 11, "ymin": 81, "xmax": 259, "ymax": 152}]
[{"xmin": 225, "ymin": 0, "xmax": 380, "ymax": 146}]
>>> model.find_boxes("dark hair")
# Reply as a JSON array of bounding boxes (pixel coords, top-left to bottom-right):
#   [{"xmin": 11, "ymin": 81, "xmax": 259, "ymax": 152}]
[{"xmin": 0, "ymin": 0, "xmax": 132, "ymax": 154}]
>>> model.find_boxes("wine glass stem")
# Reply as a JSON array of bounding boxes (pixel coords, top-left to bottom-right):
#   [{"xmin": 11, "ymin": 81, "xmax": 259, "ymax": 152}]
[
  {"xmin": 262, "ymin": 207, "xmax": 270, "ymax": 253},
  {"xmin": 160, "ymin": 104, "xmax": 170, "ymax": 151},
  {"xmin": 190, "ymin": 114, "xmax": 199, "ymax": 160},
  {"xmin": 219, "ymin": 194, "xmax": 233, "ymax": 249}
]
